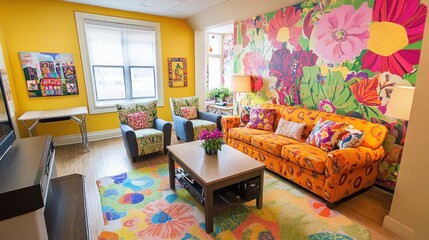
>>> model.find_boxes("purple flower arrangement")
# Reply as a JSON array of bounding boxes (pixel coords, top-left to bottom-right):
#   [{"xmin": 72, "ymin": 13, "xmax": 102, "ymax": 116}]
[{"xmin": 199, "ymin": 128, "xmax": 224, "ymax": 155}]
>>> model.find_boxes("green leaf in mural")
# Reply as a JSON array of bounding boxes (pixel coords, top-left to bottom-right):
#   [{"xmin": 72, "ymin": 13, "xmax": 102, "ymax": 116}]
[
  {"xmin": 298, "ymin": 34, "xmax": 310, "ymax": 51},
  {"xmin": 360, "ymin": 105, "xmax": 382, "ymax": 121},
  {"xmin": 300, "ymin": 66, "xmax": 325, "ymax": 109},
  {"xmin": 404, "ymin": 40, "xmax": 423, "ymax": 50},
  {"xmin": 265, "ymin": 12, "xmax": 276, "ymax": 23},
  {"xmin": 324, "ymin": 71, "xmax": 360, "ymax": 115},
  {"xmin": 344, "ymin": 0, "xmax": 374, "ymax": 9},
  {"xmin": 404, "ymin": 66, "xmax": 418, "ymax": 85},
  {"xmin": 344, "ymin": 60, "xmax": 362, "ymax": 73}
]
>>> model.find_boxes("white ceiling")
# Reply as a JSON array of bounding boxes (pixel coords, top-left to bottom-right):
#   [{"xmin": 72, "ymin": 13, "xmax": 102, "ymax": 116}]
[{"xmin": 65, "ymin": 0, "xmax": 229, "ymax": 19}]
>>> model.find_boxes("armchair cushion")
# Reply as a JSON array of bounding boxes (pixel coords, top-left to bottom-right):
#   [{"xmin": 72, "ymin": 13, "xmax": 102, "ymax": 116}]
[
  {"xmin": 171, "ymin": 96, "xmax": 199, "ymax": 115},
  {"xmin": 190, "ymin": 119, "xmax": 217, "ymax": 140},
  {"xmin": 126, "ymin": 111, "xmax": 148, "ymax": 130},
  {"xmin": 134, "ymin": 128, "xmax": 164, "ymax": 156},
  {"xmin": 180, "ymin": 106, "xmax": 198, "ymax": 120},
  {"xmin": 117, "ymin": 100, "xmax": 157, "ymax": 128}
]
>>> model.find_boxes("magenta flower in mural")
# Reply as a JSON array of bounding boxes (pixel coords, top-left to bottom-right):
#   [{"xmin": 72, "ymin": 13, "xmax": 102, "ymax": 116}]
[
  {"xmin": 314, "ymin": 2, "xmax": 372, "ymax": 63},
  {"xmin": 362, "ymin": 0, "xmax": 427, "ymax": 76},
  {"xmin": 267, "ymin": 7, "xmax": 302, "ymax": 50},
  {"xmin": 318, "ymin": 99, "xmax": 336, "ymax": 113},
  {"xmin": 269, "ymin": 49, "xmax": 318, "ymax": 104},
  {"xmin": 350, "ymin": 76, "xmax": 381, "ymax": 106}
]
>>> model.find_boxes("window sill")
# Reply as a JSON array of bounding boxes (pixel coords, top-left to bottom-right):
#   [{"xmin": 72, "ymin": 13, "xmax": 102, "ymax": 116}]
[{"xmin": 90, "ymin": 98, "xmax": 164, "ymax": 114}]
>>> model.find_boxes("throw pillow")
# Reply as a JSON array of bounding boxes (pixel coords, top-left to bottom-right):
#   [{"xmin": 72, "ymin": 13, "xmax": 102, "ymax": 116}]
[
  {"xmin": 337, "ymin": 125, "xmax": 365, "ymax": 149},
  {"xmin": 239, "ymin": 105, "xmax": 252, "ymax": 127},
  {"xmin": 126, "ymin": 111, "xmax": 148, "ymax": 130},
  {"xmin": 246, "ymin": 108, "xmax": 275, "ymax": 131},
  {"xmin": 180, "ymin": 106, "xmax": 198, "ymax": 120},
  {"xmin": 306, "ymin": 117, "xmax": 347, "ymax": 151},
  {"xmin": 275, "ymin": 118, "xmax": 306, "ymax": 141}
]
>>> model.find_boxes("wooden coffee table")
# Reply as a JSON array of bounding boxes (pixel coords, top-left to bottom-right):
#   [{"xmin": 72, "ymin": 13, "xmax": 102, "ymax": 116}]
[{"xmin": 167, "ymin": 141, "xmax": 265, "ymax": 233}]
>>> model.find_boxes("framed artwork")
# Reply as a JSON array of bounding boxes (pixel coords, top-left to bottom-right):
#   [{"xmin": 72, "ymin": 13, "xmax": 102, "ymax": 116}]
[
  {"xmin": 168, "ymin": 57, "xmax": 187, "ymax": 87},
  {"xmin": 19, "ymin": 52, "xmax": 79, "ymax": 98}
]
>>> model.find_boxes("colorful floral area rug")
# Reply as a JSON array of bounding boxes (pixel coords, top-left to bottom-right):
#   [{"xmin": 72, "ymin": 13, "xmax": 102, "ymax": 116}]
[{"xmin": 97, "ymin": 164, "xmax": 370, "ymax": 240}]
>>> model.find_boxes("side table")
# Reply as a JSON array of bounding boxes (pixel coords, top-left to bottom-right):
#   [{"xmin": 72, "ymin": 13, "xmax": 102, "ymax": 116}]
[{"xmin": 206, "ymin": 104, "xmax": 234, "ymax": 116}]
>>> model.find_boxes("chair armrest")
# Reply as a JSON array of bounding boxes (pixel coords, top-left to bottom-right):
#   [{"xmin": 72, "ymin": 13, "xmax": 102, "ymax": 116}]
[
  {"xmin": 172, "ymin": 115, "xmax": 194, "ymax": 142},
  {"xmin": 221, "ymin": 116, "xmax": 241, "ymax": 141},
  {"xmin": 120, "ymin": 124, "xmax": 138, "ymax": 157},
  {"xmin": 198, "ymin": 111, "xmax": 222, "ymax": 131},
  {"xmin": 154, "ymin": 118, "xmax": 172, "ymax": 150},
  {"xmin": 326, "ymin": 146, "xmax": 385, "ymax": 175}
]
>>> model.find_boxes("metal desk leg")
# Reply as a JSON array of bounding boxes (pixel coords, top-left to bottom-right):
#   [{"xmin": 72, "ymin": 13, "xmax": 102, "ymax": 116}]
[
  {"xmin": 21, "ymin": 120, "xmax": 40, "ymax": 137},
  {"xmin": 71, "ymin": 115, "xmax": 90, "ymax": 152}
]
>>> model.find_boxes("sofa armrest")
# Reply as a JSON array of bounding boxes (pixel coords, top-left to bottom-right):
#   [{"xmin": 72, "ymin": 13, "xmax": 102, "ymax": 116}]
[
  {"xmin": 326, "ymin": 146, "xmax": 385, "ymax": 175},
  {"xmin": 120, "ymin": 124, "xmax": 138, "ymax": 157},
  {"xmin": 221, "ymin": 116, "xmax": 241, "ymax": 142},
  {"xmin": 154, "ymin": 118, "xmax": 172, "ymax": 152},
  {"xmin": 198, "ymin": 111, "xmax": 222, "ymax": 131}
]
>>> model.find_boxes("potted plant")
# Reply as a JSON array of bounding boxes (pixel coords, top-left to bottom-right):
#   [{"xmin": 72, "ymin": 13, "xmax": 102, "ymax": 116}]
[{"xmin": 207, "ymin": 88, "xmax": 232, "ymax": 104}]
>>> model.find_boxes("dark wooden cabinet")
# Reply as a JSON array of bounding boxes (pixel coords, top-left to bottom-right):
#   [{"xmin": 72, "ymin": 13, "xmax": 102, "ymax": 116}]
[{"xmin": 0, "ymin": 136, "xmax": 88, "ymax": 239}]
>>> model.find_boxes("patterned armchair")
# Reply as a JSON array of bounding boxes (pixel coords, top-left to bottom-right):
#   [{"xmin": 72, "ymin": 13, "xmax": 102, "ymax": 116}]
[
  {"xmin": 116, "ymin": 100, "xmax": 172, "ymax": 162},
  {"xmin": 170, "ymin": 96, "xmax": 222, "ymax": 142}
]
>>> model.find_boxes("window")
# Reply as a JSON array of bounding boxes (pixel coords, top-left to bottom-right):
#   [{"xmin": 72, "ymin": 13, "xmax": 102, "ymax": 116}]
[
  {"xmin": 207, "ymin": 33, "xmax": 233, "ymax": 92},
  {"xmin": 75, "ymin": 12, "xmax": 163, "ymax": 114}
]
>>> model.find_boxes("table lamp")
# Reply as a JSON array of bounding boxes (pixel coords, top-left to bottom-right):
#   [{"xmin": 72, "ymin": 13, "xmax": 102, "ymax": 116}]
[
  {"xmin": 231, "ymin": 75, "xmax": 251, "ymax": 115},
  {"xmin": 385, "ymin": 86, "xmax": 415, "ymax": 121}
]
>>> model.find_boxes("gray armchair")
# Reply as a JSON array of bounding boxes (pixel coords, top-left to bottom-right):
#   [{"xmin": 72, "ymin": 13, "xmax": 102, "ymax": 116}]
[
  {"xmin": 170, "ymin": 96, "xmax": 222, "ymax": 142},
  {"xmin": 117, "ymin": 100, "xmax": 172, "ymax": 162}
]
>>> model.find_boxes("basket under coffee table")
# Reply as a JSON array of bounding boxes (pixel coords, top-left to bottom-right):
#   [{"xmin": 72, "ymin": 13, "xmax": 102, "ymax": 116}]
[{"xmin": 167, "ymin": 141, "xmax": 265, "ymax": 233}]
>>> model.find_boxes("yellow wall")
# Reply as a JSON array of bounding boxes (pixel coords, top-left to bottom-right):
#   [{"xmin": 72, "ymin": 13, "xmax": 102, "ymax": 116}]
[{"xmin": 0, "ymin": 0, "xmax": 195, "ymax": 137}]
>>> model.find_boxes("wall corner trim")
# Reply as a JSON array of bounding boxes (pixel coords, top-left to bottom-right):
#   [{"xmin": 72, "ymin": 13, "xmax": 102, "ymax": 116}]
[
  {"xmin": 383, "ymin": 215, "xmax": 415, "ymax": 240},
  {"xmin": 53, "ymin": 128, "xmax": 121, "ymax": 146}
]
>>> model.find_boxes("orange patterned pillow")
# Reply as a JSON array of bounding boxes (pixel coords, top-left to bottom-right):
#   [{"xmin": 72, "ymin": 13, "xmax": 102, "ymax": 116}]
[
  {"xmin": 180, "ymin": 106, "xmax": 198, "ymax": 120},
  {"xmin": 126, "ymin": 111, "xmax": 148, "ymax": 130}
]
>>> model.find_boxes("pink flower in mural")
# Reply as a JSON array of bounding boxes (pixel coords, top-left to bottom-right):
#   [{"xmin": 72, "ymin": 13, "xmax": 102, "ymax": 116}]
[
  {"xmin": 243, "ymin": 52, "xmax": 266, "ymax": 75},
  {"xmin": 362, "ymin": 0, "xmax": 427, "ymax": 76},
  {"xmin": 267, "ymin": 7, "xmax": 302, "ymax": 50},
  {"xmin": 318, "ymin": 99, "xmax": 336, "ymax": 113},
  {"xmin": 314, "ymin": 2, "xmax": 372, "ymax": 63},
  {"xmin": 350, "ymin": 76, "xmax": 381, "ymax": 106},
  {"xmin": 138, "ymin": 200, "xmax": 197, "ymax": 239},
  {"xmin": 251, "ymin": 75, "xmax": 264, "ymax": 91}
]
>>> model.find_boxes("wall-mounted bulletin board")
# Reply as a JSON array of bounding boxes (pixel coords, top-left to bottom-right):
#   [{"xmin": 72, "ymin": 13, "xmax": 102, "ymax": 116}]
[{"xmin": 19, "ymin": 52, "xmax": 79, "ymax": 97}]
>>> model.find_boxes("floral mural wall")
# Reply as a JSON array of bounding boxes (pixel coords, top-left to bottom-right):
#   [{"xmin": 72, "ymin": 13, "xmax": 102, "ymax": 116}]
[{"xmin": 233, "ymin": 0, "xmax": 427, "ymax": 191}]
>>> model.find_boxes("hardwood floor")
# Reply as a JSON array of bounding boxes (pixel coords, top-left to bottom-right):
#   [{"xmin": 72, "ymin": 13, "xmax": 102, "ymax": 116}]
[{"xmin": 55, "ymin": 136, "xmax": 399, "ymax": 239}]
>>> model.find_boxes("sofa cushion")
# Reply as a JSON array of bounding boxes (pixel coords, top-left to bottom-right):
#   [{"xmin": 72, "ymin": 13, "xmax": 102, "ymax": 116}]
[
  {"xmin": 281, "ymin": 144, "xmax": 328, "ymax": 174},
  {"xmin": 306, "ymin": 117, "xmax": 347, "ymax": 151},
  {"xmin": 281, "ymin": 106, "xmax": 320, "ymax": 138},
  {"xmin": 246, "ymin": 108, "xmax": 275, "ymax": 131},
  {"xmin": 251, "ymin": 133, "xmax": 301, "ymax": 156},
  {"xmin": 317, "ymin": 113, "xmax": 388, "ymax": 150},
  {"xmin": 275, "ymin": 118, "xmax": 306, "ymax": 141},
  {"xmin": 229, "ymin": 127, "xmax": 268, "ymax": 144}
]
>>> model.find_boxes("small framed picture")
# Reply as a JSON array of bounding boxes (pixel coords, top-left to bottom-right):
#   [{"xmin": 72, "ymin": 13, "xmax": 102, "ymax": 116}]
[{"xmin": 168, "ymin": 57, "xmax": 187, "ymax": 87}]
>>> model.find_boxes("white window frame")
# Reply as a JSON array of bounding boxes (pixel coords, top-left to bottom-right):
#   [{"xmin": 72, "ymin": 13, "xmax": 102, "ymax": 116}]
[{"xmin": 75, "ymin": 12, "xmax": 164, "ymax": 114}]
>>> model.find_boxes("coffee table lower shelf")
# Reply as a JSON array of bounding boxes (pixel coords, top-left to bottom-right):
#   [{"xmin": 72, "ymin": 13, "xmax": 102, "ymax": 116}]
[{"xmin": 175, "ymin": 172, "xmax": 255, "ymax": 213}]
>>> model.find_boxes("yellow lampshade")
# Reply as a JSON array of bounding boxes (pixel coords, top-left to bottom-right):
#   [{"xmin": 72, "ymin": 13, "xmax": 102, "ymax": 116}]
[
  {"xmin": 231, "ymin": 75, "xmax": 251, "ymax": 92},
  {"xmin": 385, "ymin": 86, "xmax": 415, "ymax": 121}
]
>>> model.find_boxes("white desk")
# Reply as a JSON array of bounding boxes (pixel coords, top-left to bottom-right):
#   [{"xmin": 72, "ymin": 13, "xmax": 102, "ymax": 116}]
[{"xmin": 18, "ymin": 106, "xmax": 89, "ymax": 151}]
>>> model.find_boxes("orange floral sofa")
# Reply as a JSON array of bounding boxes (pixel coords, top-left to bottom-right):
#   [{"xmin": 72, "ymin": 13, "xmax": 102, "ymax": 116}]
[{"xmin": 221, "ymin": 103, "xmax": 388, "ymax": 203}]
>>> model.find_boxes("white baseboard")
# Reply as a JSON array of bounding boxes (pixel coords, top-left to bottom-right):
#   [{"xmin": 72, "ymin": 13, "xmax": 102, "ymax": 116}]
[
  {"xmin": 53, "ymin": 128, "xmax": 121, "ymax": 146},
  {"xmin": 383, "ymin": 215, "xmax": 415, "ymax": 239}
]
